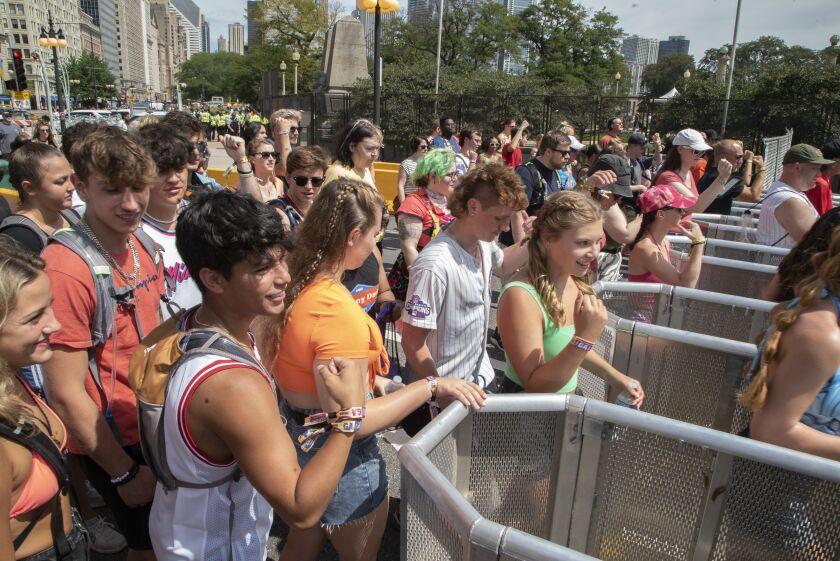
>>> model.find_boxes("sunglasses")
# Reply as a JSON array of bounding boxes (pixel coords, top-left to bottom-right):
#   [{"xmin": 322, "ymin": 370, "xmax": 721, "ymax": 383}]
[
  {"xmin": 444, "ymin": 172, "xmax": 459, "ymax": 179},
  {"xmin": 254, "ymin": 151, "xmax": 279, "ymax": 159},
  {"xmin": 419, "ymin": 145, "xmax": 429, "ymax": 150},
  {"xmin": 289, "ymin": 126, "xmax": 302, "ymax": 133},
  {"xmin": 291, "ymin": 175, "xmax": 324, "ymax": 187}
]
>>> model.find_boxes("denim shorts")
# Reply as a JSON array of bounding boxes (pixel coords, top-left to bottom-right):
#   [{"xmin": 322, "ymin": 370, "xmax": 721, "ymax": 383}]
[
  {"xmin": 20, "ymin": 509, "xmax": 89, "ymax": 561},
  {"xmin": 281, "ymin": 401, "xmax": 388, "ymax": 526}
]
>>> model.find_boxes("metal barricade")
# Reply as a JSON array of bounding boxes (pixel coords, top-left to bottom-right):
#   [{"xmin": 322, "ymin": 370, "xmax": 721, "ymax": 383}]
[
  {"xmin": 671, "ymin": 251, "xmax": 777, "ymax": 299},
  {"xmin": 667, "ymin": 235, "xmax": 789, "ymax": 266},
  {"xmin": 401, "ymin": 395, "xmax": 840, "ymax": 561},
  {"xmin": 593, "ymin": 281, "xmax": 774, "ymax": 343},
  {"xmin": 693, "ymin": 213, "xmax": 759, "ymax": 227},
  {"xmin": 703, "ymin": 222, "xmax": 757, "ymax": 243}
]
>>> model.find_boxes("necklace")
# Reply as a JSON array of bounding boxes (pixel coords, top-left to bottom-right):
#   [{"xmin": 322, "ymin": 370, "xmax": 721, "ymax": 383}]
[
  {"xmin": 143, "ymin": 209, "xmax": 178, "ymax": 226},
  {"xmin": 192, "ymin": 308, "xmax": 252, "ymax": 351},
  {"xmin": 16, "ymin": 377, "xmax": 60, "ymax": 447},
  {"xmin": 77, "ymin": 220, "xmax": 140, "ymax": 284}
]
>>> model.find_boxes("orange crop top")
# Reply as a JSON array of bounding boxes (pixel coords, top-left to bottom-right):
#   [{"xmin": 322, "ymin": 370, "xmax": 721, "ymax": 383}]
[
  {"xmin": 8, "ymin": 385, "xmax": 67, "ymax": 519},
  {"xmin": 274, "ymin": 278, "xmax": 389, "ymax": 395}
]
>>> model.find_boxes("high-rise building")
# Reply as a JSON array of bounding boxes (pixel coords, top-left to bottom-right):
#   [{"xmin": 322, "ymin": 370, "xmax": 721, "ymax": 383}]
[
  {"xmin": 406, "ymin": 0, "xmax": 436, "ymax": 27},
  {"xmin": 146, "ymin": 6, "xmax": 163, "ymax": 96},
  {"xmin": 353, "ymin": 9, "xmax": 397, "ymax": 58},
  {"xmin": 217, "ymin": 35, "xmax": 226, "ymax": 52},
  {"xmin": 200, "ymin": 15, "xmax": 210, "ymax": 52},
  {"xmin": 81, "ymin": 0, "xmax": 122, "ymax": 84},
  {"xmin": 621, "ymin": 34, "xmax": 658, "ymax": 96},
  {"xmin": 167, "ymin": 0, "xmax": 201, "ymax": 58},
  {"xmin": 657, "ymin": 35, "xmax": 690, "ymax": 61},
  {"xmin": 79, "ymin": 9, "xmax": 103, "ymax": 58},
  {"xmin": 228, "ymin": 23, "xmax": 245, "ymax": 55},
  {"xmin": 497, "ymin": 0, "xmax": 538, "ymax": 74},
  {"xmin": 247, "ymin": 0, "xmax": 263, "ymax": 49},
  {"xmin": 118, "ymin": 0, "xmax": 149, "ymax": 91}
]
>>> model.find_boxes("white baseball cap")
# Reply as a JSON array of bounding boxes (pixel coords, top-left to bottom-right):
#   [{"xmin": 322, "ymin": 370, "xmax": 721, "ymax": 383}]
[
  {"xmin": 568, "ymin": 135, "xmax": 585, "ymax": 151},
  {"xmin": 672, "ymin": 128, "xmax": 712, "ymax": 152}
]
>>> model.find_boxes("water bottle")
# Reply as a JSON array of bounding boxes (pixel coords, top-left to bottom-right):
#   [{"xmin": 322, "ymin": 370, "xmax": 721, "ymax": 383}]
[{"xmin": 615, "ymin": 390, "xmax": 637, "ymax": 409}]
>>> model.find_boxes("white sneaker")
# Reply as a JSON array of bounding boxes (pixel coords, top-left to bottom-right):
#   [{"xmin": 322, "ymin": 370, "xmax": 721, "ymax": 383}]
[
  {"xmin": 85, "ymin": 516, "xmax": 127, "ymax": 554},
  {"xmin": 85, "ymin": 480, "xmax": 106, "ymax": 508}
]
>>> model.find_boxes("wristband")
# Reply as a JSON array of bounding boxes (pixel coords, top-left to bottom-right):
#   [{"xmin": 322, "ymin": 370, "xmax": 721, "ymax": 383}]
[
  {"xmin": 570, "ymin": 336, "xmax": 594, "ymax": 353},
  {"xmin": 236, "ymin": 156, "xmax": 249, "ymax": 167},
  {"xmin": 276, "ymin": 130, "xmax": 289, "ymax": 136},
  {"xmin": 111, "ymin": 461, "xmax": 140, "ymax": 486},
  {"xmin": 330, "ymin": 419, "xmax": 362, "ymax": 433},
  {"xmin": 237, "ymin": 166, "xmax": 254, "ymax": 177},
  {"xmin": 425, "ymin": 376, "xmax": 438, "ymax": 401},
  {"xmin": 691, "ymin": 237, "xmax": 707, "ymax": 247}
]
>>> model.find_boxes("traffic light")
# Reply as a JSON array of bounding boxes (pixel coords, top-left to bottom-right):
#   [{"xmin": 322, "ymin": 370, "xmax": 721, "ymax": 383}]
[{"xmin": 5, "ymin": 50, "xmax": 27, "ymax": 92}]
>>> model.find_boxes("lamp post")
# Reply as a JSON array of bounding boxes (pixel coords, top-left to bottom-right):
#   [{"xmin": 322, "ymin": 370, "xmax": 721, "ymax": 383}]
[
  {"xmin": 292, "ymin": 50, "xmax": 300, "ymax": 95},
  {"xmin": 176, "ymin": 82, "xmax": 185, "ymax": 110},
  {"xmin": 683, "ymin": 68, "xmax": 691, "ymax": 88},
  {"xmin": 280, "ymin": 61, "xmax": 286, "ymax": 96},
  {"xmin": 717, "ymin": 46, "xmax": 730, "ymax": 82},
  {"xmin": 68, "ymin": 78, "xmax": 79, "ymax": 110},
  {"xmin": 721, "ymin": 0, "xmax": 743, "ymax": 136},
  {"xmin": 614, "ymin": 72, "xmax": 621, "ymax": 95},
  {"xmin": 357, "ymin": 0, "xmax": 398, "ymax": 126},
  {"xmin": 38, "ymin": 11, "xmax": 68, "ymax": 132}
]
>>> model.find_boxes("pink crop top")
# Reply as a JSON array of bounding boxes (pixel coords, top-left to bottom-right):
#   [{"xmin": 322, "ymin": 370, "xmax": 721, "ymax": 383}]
[{"xmin": 8, "ymin": 384, "xmax": 67, "ymax": 519}]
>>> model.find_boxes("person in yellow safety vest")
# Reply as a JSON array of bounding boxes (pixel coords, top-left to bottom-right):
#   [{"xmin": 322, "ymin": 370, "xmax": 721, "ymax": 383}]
[
  {"xmin": 261, "ymin": 116, "xmax": 269, "ymax": 126},
  {"xmin": 207, "ymin": 113, "xmax": 217, "ymax": 140},
  {"xmin": 218, "ymin": 112, "xmax": 230, "ymax": 137},
  {"xmin": 249, "ymin": 112, "xmax": 261, "ymax": 124},
  {"xmin": 200, "ymin": 111, "xmax": 212, "ymax": 140}
]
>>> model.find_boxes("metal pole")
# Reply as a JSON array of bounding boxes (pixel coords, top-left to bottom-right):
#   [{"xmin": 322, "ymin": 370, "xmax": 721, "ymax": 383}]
[
  {"xmin": 281, "ymin": 71, "xmax": 285, "ymax": 96},
  {"xmin": 720, "ymin": 0, "xmax": 742, "ymax": 136},
  {"xmin": 294, "ymin": 62, "xmax": 298, "ymax": 95},
  {"xmin": 434, "ymin": 0, "xmax": 445, "ymax": 95},
  {"xmin": 373, "ymin": 0, "xmax": 381, "ymax": 126}
]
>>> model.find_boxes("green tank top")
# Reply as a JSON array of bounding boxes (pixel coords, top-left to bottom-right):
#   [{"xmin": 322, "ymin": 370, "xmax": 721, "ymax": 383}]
[{"xmin": 500, "ymin": 281, "xmax": 578, "ymax": 393}]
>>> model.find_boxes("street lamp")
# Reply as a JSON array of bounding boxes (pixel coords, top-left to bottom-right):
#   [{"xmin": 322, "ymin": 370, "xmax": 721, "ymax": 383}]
[
  {"xmin": 357, "ymin": 0, "xmax": 398, "ymax": 126},
  {"xmin": 614, "ymin": 71, "xmax": 621, "ymax": 95},
  {"xmin": 38, "ymin": 11, "xmax": 68, "ymax": 132},
  {"xmin": 292, "ymin": 50, "xmax": 300, "ymax": 95},
  {"xmin": 279, "ymin": 61, "xmax": 287, "ymax": 96},
  {"xmin": 68, "ymin": 78, "xmax": 79, "ymax": 110}
]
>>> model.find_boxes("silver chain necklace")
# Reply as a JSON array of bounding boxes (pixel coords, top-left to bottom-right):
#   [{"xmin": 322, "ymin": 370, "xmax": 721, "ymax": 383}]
[{"xmin": 78, "ymin": 220, "xmax": 140, "ymax": 284}]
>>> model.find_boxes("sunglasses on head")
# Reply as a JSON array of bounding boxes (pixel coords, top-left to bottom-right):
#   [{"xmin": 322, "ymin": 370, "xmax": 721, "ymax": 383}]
[
  {"xmin": 291, "ymin": 175, "xmax": 324, "ymax": 187},
  {"xmin": 255, "ymin": 151, "xmax": 279, "ymax": 159}
]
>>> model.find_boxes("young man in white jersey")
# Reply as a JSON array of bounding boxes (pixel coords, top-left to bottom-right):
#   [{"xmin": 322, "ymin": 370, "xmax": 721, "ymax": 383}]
[
  {"xmin": 145, "ymin": 190, "xmax": 365, "ymax": 560},
  {"xmin": 135, "ymin": 123, "xmax": 202, "ymax": 317}
]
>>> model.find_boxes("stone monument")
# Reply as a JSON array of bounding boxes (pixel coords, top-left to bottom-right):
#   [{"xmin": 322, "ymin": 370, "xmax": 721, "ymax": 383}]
[{"xmin": 321, "ymin": 16, "xmax": 369, "ymax": 91}]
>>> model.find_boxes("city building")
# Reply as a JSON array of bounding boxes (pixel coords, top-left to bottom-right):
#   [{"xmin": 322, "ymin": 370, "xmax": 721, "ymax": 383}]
[
  {"xmin": 167, "ymin": 0, "xmax": 201, "ymax": 58},
  {"xmin": 117, "ymin": 0, "xmax": 149, "ymax": 93},
  {"xmin": 353, "ymin": 8, "xmax": 396, "ymax": 58},
  {"xmin": 658, "ymin": 35, "xmax": 690, "ymax": 61},
  {"xmin": 621, "ymin": 34, "xmax": 658, "ymax": 96},
  {"xmin": 217, "ymin": 35, "xmax": 226, "ymax": 52},
  {"xmin": 80, "ymin": 0, "xmax": 121, "ymax": 84},
  {"xmin": 228, "ymin": 22, "xmax": 244, "ymax": 55},
  {"xmin": 79, "ymin": 9, "xmax": 103, "ymax": 57},
  {"xmin": 497, "ymin": 0, "xmax": 538, "ymax": 74},
  {"xmin": 200, "ymin": 14, "xmax": 210, "ymax": 52},
  {"xmin": 407, "ymin": 0, "xmax": 436, "ymax": 26},
  {"xmin": 145, "ymin": 6, "xmax": 163, "ymax": 96},
  {"xmin": 247, "ymin": 0, "xmax": 263, "ymax": 49}
]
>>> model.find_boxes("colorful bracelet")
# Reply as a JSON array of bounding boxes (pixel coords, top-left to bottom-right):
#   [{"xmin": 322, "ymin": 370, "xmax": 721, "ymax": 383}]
[
  {"xmin": 425, "ymin": 376, "xmax": 438, "ymax": 401},
  {"xmin": 570, "ymin": 336, "xmax": 594, "ymax": 353},
  {"xmin": 331, "ymin": 419, "xmax": 363, "ymax": 434},
  {"xmin": 303, "ymin": 407, "xmax": 366, "ymax": 427}
]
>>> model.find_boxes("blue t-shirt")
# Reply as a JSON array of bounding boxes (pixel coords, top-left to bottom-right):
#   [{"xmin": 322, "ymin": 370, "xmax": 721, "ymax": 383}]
[{"xmin": 430, "ymin": 135, "xmax": 460, "ymax": 152}]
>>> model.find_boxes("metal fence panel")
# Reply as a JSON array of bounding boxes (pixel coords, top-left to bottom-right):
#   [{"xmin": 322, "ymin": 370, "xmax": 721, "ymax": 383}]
[
  {"xmin": 762, "ymin": 129, "xmax": 793, "ymax": 190},
  {"xmin": 693, "ymin": 214, "xmax": 759, "ymax": 227},
  {"xmin": 703, "ymin": 223, "xmax": 758, "ymax": 243},
  {"xmin": 668, "ymin": 235, "xmax": 789, "ymax": 266},
  {"xmin": 670, "ymin": 252, "xmax": 777, "ymax": 299}
]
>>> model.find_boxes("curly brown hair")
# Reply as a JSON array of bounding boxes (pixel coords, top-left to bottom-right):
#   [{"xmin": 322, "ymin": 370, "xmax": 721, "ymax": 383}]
[
  {"xmin": 69, "ymin": 126, "xmax": 156, "ymax": 190},
  {"xmin": 447, "ymin": 162, "xmax": 527, "ymax": 218}
]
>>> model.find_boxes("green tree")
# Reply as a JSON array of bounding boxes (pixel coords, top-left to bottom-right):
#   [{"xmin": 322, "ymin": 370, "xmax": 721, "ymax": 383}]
[
  {"xmin": 641, "ymin": 53, "xmax": 695, "ymax": 97},
  {"xmin": 517, "ymin": 0, "xmax": 626, "ymax": 92},
  {"xmin": 176, "ymin": 52, "xmax": 255, "ymax": 103},
  {"xmin": 64, "ymin": 53, "xmax": 118, "ymax": 108}
]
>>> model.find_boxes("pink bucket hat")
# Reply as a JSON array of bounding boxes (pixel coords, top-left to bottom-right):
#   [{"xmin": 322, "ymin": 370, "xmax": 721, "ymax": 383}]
[{"xmin": 638, "ymin": 184, "xmax": 697, "ymax": 214}]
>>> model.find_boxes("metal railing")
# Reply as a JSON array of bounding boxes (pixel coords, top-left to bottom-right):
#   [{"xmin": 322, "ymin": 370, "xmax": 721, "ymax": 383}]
[
  {"xmin": 668, "ymin": 235, "xmax": 789, "ymax": 266},
  {"xmin": 693, "ymin": 213, "xmax": 759, "ymax": 228},
  {"xmin": 670, "ymin": 251, "xmax": 777, "ymax": 299},
  {"xmin": 401, "ymin": 395, "xmax": 840, "ymax": 561},
  {"xmin": 702, "ymin": 222, "xmax": 758, "ymax": 243}
]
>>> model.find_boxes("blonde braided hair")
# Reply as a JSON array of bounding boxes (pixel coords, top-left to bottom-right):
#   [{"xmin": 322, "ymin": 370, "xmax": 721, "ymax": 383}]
[
  {"xmin": 739, "ymin": 226, "xmax": 840, "ymax": 411},
  {"xmin": 527, "ymin": 191, "xmax": 602, "ymax": 326},
  {"xmin": 259, "ymin": 178, "xmax": 384, "ymax": 368}
]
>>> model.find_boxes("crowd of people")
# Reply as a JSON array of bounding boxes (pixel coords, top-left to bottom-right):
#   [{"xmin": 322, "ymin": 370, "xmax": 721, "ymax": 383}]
[{"xmin": 0, "ymin": 105, "xmax": 837, "ymax": 561}]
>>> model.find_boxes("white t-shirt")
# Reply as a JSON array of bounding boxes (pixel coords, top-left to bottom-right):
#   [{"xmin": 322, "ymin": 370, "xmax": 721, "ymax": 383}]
[
  {"xmin": 150, "ymin": 351, "xmax": 274, "ymax": 561},
  {"xmin": 454, "ymin": 153, "xmax": 471, "ymax": 176},
  {"xmin": 141, "ymin": 217, "xmax": 202, "ymax": 319},
  {"xmin": 756, "ymin": 180, "xmax": 817, "ymax": 249},
  {"xmin": 402, "ymin": 230, "xmax": 504, "ymax": 389}
]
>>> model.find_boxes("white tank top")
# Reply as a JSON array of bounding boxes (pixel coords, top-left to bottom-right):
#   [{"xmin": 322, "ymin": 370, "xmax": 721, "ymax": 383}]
[
  {"xmin": 149, "ymin": 352, "xmax": 274, "ymax": 561},
  {"xmin": 141, "ymin": 218, "xmax": 203, "ymax": 320},
  {"xmin": 755, "ymin": 180, "xmax": 817, "ymax": 249}
]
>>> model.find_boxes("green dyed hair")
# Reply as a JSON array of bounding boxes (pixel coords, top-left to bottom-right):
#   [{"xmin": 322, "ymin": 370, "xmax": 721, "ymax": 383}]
[{"xmin": 412, "ymin": 148, "xmax": 455, "ymax": 188}]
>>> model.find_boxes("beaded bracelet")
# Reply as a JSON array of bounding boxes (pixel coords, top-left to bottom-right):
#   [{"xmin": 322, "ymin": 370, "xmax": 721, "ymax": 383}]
[{"xmin": 111, "ymin": 461, "xmax": 140, "ymax": 487}]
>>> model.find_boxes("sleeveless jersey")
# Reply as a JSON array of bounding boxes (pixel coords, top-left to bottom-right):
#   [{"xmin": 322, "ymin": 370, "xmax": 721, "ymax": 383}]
[
  {"xmin": 141, "ymin": 217, "xmax": 202, "ymax": 320},
  {"xmin": 149, "ymin": 351, "xmax": 274, "ymax": 561}
]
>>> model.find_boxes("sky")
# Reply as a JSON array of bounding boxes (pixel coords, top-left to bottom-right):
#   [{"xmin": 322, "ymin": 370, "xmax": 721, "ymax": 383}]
[{"xmin": 199, "ymin": 0, "xmax": 838, "ymax": 59}]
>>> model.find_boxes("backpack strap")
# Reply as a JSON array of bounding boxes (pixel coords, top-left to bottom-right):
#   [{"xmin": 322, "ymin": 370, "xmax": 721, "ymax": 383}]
[
  {"xmin": 0, "ymin": 419, "xmax": 70, "ymax": 554},
  {"xmin": 0, "ymin": 215, "xmax": 49, "ymax": 248},
  {"xmin": 523, "ymin": 160, "xmax": 546, "ymax": 213},
  {"xmin": 267, "ymin": 197, "xmax": 301, "ymax": 230},
  {"xmin": 151, "ymin": 329, "xmax": 268, "ymax": 491}
]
